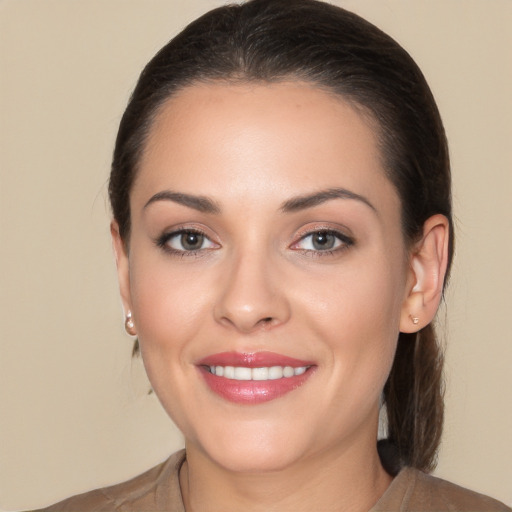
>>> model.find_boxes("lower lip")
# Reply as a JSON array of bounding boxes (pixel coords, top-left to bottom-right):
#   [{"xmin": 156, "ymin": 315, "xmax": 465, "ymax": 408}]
[{"xmin": 199, "ymin": 366, "xmax": 315, "ymax": 404}]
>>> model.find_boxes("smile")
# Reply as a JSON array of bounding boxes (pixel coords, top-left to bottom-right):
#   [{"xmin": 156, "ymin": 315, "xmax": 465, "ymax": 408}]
[
  {"xmin": 198, "ymin": 352, "xmax": 315, "ymax": 404},
  {"xmin": 207, "ymin": 365, "xmax": 308, "ymax": 380}
]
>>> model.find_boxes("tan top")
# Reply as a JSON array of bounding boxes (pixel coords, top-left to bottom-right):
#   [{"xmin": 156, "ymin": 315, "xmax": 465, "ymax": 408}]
[{"xmin": 37, "ymin": 450, "xmax": 511, "ymax": 512}]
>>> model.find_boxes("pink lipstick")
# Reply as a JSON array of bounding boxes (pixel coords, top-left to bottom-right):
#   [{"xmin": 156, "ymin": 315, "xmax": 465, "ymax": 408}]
[{"xmin": 197, "ymin": 351, "xmax": 315, "ymax": 404}]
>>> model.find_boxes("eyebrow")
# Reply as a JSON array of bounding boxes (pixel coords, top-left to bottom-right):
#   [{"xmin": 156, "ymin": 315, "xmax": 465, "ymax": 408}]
[
  {"xmin": 280, "ymin": 187, "xmax": 377, "ymax": 214},
  {"xmin": 143, "ymin": 187, "xmax": 376, "ymax": 216},
  {"xmin": 144, "ymin": 190, "xmax": 221, "ymax": 214}
]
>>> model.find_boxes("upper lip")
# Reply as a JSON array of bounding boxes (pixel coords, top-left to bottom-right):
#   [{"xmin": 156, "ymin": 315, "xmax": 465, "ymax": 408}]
[{"xmin": 197, "ymin": 351, "xmax": 314, "ymax": 368}]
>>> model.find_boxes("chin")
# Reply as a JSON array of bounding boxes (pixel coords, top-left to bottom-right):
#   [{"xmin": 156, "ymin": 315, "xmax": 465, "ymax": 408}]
[
  {"xmin": 209, "ymin": 444, "xmax": 304, "ymax": 474},
  {"xmin": 190, "ymin": 419, "xmax": 313, "ymax": 473}
]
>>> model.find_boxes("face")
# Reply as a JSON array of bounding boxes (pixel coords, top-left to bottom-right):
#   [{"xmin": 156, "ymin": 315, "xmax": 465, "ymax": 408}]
[{"xmin": 114, "ymin": 82, "xmax": 415, "ymax": 473}]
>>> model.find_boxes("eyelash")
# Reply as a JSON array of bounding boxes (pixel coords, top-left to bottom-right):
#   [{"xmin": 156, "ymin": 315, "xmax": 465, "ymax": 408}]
[
  {"xmin": 155, "ymin": 228, "xmax": 354, "ymax": 258},
  {"xmin": 155, "ymin": 228, "xmax": 218, "ymax": 257},
  {"xmin": 291, "ymin": 229, "xmax": 354, "ymax": 257}
]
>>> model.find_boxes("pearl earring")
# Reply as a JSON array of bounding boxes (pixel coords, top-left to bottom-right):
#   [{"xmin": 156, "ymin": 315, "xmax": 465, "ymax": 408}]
[{"xmin": 125, "ymin": 311, "xmax": 137, "ymax": 336}]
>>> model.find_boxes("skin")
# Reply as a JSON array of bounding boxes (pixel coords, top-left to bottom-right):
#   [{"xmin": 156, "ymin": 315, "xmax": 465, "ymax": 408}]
[{"xmin": 112, "ymin": 82, "xmax": 449, "ymax": 511}]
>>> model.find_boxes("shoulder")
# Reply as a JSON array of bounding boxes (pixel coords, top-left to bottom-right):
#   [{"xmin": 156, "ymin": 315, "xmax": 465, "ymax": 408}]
[
  {"xmin": 373, "ymin": 467, "xmax": 511, "ymax": 511},
  {"xmin": 33, "ymin": 450, "xmax": 186, "ymax": 512},
  {"xmin": 410, "ymin": 470, "xmax": 511, "ymax": 511}
]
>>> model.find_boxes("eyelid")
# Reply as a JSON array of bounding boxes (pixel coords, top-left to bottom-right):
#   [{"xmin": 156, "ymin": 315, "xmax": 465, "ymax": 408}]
[
  {"xmin": 289, "ymin": 224, "xmax": 355, "ymax": 253},
  {"xmin": 154, "ymin": 224, "xmax": 221, "ymax": 255}
]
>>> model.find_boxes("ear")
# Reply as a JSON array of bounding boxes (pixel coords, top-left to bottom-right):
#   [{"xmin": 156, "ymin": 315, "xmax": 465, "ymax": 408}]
[
  {"xmin": 110, "ymin": 221, "xmax": 133, "ymax": 320},
  {"xmin": 400, "ymin": 214, "xmax": 450, "ymax": 333}
]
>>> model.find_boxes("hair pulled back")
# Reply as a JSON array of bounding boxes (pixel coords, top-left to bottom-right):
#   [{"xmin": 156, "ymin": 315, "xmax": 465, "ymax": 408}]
[{"xmin": 109, "ymin": 0, "xmax": 453, "ymax": 473}]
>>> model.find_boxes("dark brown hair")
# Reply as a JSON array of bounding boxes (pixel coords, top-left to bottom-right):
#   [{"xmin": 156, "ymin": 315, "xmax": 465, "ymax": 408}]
[{"xmin": 109, "ymin": 0, "xmax": 453, "ymax": 473}]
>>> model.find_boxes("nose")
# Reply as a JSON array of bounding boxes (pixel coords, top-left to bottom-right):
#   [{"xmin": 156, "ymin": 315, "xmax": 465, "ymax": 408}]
[{"xmin": 213, "ymin": 250, "xmax": 291, "ymax": 334}]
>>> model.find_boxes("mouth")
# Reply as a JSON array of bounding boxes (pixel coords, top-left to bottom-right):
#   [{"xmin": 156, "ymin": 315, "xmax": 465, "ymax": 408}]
[
  {"xmin": 197, "ymin": 352, "xmax": 316, "ymax": 404},
  {"xmin": 206, "ymin": 364, "xmax": 308, "ymax": 380}
]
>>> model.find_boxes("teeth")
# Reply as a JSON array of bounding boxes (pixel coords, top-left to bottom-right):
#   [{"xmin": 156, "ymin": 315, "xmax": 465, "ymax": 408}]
[
  {"xmin": 252, "ymin": 367, "xmax": 269, "ymax": 380},
  {"xmin": 224, "ymin": 366, "xmax": 235, "ymax": 379},
  {"xmin": 208, "ymin": 365, "xmax": 308, "ymax": 380},
  {"xmin": 268, "ymin": 366, "xmax": 283, "ymax": 379},
  {"xmin": 234, "ymin": 367, "xmax": 252, "ymax": 380},
  {"xmin": 283, "ymin": 366, "xmax": 294, "ymax": 378}
]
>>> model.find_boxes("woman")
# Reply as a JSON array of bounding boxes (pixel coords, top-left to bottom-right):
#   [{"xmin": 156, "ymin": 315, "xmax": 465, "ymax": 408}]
[{"xmin": 39, "ymin": 0, "xmax": 510, "ymax": 510}]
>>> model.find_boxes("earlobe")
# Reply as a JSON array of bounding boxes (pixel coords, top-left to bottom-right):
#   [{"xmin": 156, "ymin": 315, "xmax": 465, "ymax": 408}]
[
  {"xmin": 400, "ymin": 214, "xmax": 450, "ymax": 333},
  {"xmin": 110, "ymin": 221, "xmax": 133, "ymax": 318}
]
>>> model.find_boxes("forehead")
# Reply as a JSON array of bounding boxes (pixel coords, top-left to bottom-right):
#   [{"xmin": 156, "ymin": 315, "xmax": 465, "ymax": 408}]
[{"xmin": 133, "ymin": 81, "xmax": 398, "ymax": 216}]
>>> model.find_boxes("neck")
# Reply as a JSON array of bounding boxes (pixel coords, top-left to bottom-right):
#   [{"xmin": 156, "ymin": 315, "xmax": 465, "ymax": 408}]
[{"xmin": 180, "ymin": 438, "xmax": 392, "ymax": 512}]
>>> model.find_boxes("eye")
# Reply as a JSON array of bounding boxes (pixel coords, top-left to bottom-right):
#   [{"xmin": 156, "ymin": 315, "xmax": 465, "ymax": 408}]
[
  {"xmin": 157, "ymin": 229, "xmax": 218, "ymax": 254},
  {"xmin": 292, "ymin": 230, "xmax": 353, "ymax": 253}
]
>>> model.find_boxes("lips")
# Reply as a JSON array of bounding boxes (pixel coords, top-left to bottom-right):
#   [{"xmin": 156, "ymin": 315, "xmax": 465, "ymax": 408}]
[{"xmin": 197, "ymin": 351, "xmax": 316, "ymax": 404}]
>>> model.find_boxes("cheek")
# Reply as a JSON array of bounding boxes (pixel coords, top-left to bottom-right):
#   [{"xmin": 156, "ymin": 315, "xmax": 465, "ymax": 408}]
[
  {"xmin": 127, "ymin": 254, "xmax": 215, "ymax": 373},
  {"xmin": 302, "ymin": 255, "xmax": 405, "ymax": 339},
  {"xmin": 300, "ymin": 254, "xmax": 404, "ymax": 387},
  {"xmin": 127, "ymin": 259, "xmax": 213, "ymax": 428},
  {"xmin": 131, "ymin": 252, "xmax": 206, "ymax": 324}
]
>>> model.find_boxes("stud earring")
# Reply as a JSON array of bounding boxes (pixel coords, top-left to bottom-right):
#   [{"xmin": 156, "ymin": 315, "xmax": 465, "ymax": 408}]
[
  {"xmin": 125, "ymin": 311, "xmax": 137, "ymax": 336},
  {"xmin": 410, "ymin": 315, "xmax": 419, "ymax": 325}
]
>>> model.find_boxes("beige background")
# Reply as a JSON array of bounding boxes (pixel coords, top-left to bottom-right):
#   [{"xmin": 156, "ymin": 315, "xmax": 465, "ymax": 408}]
[{"xmin": 1, "ymin": 0, "xmax": 511, "ymax": 509}]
